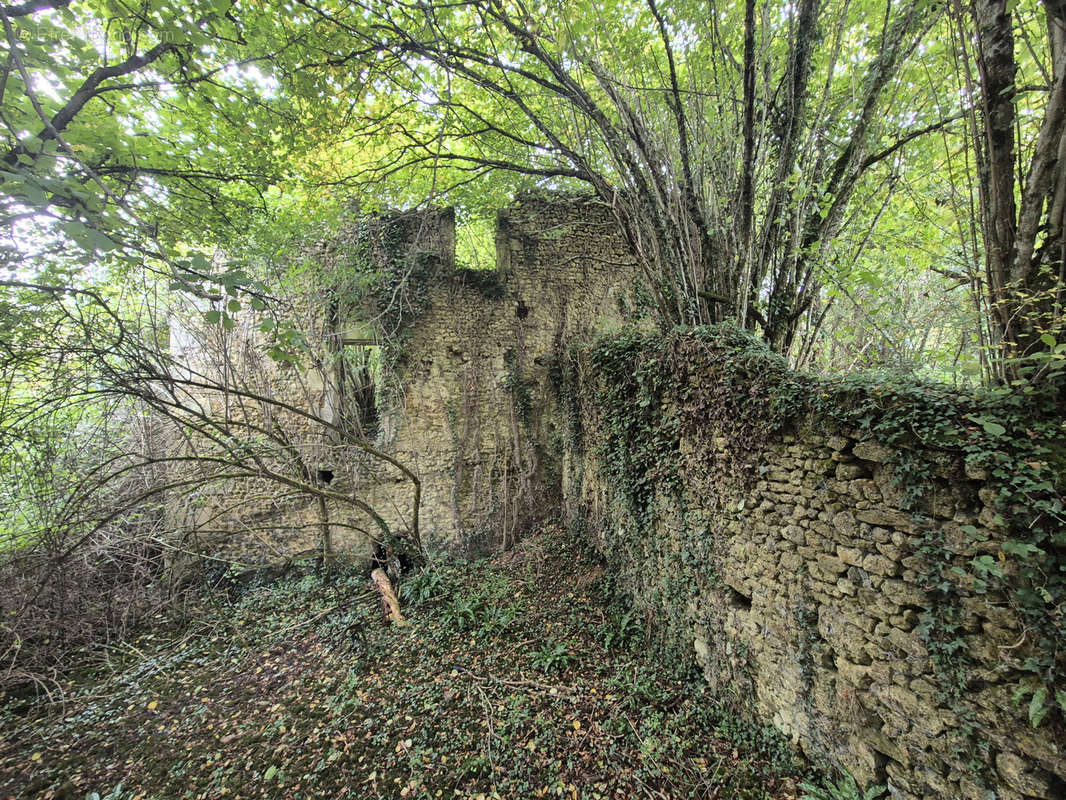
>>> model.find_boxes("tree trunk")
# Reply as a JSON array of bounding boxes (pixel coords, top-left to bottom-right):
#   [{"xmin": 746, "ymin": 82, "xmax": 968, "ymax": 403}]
[{"xmin": 972, "ymin": 0, "xmax": 1066, "ymax": 371}]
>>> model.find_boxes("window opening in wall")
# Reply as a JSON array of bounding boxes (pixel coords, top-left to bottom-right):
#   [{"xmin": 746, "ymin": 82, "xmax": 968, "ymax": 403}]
[
  {"xmin": 338, "ymin": 342, "xmax": 382, "ymax": 438},
  {"xmin": 455, "ymin": 211, "xmax": 496, "ymax": 271}
]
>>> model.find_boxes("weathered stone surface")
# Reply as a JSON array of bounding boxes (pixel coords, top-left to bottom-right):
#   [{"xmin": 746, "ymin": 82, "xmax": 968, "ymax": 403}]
[
  {"xmin": 855, "ymin": 508, "xmax": 916, "ymax": 530},
  {"xmin": 862, "ymin": 553, "xmax": 899, "ymax": 577},
  {"xmin": 827, "ymin": 435, "xmax": 850, "ymax": 452},
  {"xmin": 817, "ymin": 554, "xmax": 848, "ymax": 575},
  {"xmin": 881, "ymin": 579, "xmax": 925, "ymax": 608},
  {"xmin": 836, "ymin": 462, "xmax": 870, "ymax": 480},
  {"xmin": 996, "ymin": 752, "xmax": 1059, "ymax": 797},
  {"xmin": 853, "ymin": 439, "xmax": 894, "ymax": 463},
  {"xmin": 836, "ymin": 657, "xmax": 873, "ymax": 689},
  {"xmin": 832, "ymin": 510, "xmax": 859, "ymax": 537}
]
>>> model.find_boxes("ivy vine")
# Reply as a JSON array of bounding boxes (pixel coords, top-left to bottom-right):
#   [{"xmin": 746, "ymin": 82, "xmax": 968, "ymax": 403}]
[{"xmin": 571, "ymin": 324, "xmax": 1065, "ymax": 731}]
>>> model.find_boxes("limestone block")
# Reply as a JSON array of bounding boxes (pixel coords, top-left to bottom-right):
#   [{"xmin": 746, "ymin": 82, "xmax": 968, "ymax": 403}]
[
  {"xmin": 853, "ymin": 439, "xmax": 894, "ymax": 463},
  {"xmin": 978, "ymin": 487, "xmax": 1000, "ymax": 506},
  {"xmin": 836, "ymin": 462, "xmax": 870, "ymax": 480},
  {"xmin": 833, "ymin": 511, "xmax": 859, "ymax": 537},
  {"xmin": 886, "ymin": 626, "xmax": 928, "ymax": 659},
  {"xmin": 881, "ymin": 579, "xmax": 925, "ymax": 608},
  {"xmin": 872, "ymin": 683, "xmax": 921, "ymax": 731},
  {"xmin": 876, "ymin": 540, "xmax": 902, "ymax": 561},
  {"xmin": 847, "ymin": 565, "xmax": 873, "ymax": 589},
  {"xmin": 836, "ymin": 657, "xmax": 873, "ymax": 689},
  {"xmin": 978, "ymin": 504, "xmax": 1004, "ymax": 529},
  {"xmin": 869, "ymin": 526, "xmax": 893, "ymax": 543},
  {"xmin": 817, "ymin": 554, "xmax": 849, "ymax": 575},
  {"xmin": 856, "ymin": 508, "xmax": 916, "ymax": 531},
  {"xmin": 995, "ymin": 752, "xmax": 1059, "ymax": 798},
  {"xmin": 827, "ymin": 434, "xmax": 850, "ymax": 451},
  {"xmin": 819, "ymin": 604, "xmax": 872, "ymax": 664},
  {"xmin": 932, "ymin": 492, "xmax": 956, "ymax": 519},
  {"xmin": 862, "ymin": 553, "xmax": 900, "ymax": 577},
  {"xmin": 837, "ymin": 577, "xmax": 857, "ymax": 596},
  {"xmin": 863, "ymin": 727, "xmax": 908, "ymax": 766},
  {"xmin": 780, "ymin": 552, "xmax": 803, "ymax": 572}
]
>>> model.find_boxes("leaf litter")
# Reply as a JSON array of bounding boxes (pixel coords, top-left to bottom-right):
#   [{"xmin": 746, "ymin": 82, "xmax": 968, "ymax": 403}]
[{"xmin": 0, "ymin": 526, "xmax": 802, "ymax": 799}]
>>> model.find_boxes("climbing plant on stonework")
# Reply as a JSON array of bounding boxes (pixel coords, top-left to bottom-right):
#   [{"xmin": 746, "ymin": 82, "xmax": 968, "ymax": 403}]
[{"xmin": 580, "ymin": 325, "xmax": 1066, "ymax": 726}]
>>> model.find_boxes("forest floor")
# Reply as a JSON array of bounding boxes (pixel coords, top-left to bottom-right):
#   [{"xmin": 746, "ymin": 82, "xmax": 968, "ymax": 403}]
[{"xmin": 0, "ymin": 525, "xmax": 807, "ymax": 800}]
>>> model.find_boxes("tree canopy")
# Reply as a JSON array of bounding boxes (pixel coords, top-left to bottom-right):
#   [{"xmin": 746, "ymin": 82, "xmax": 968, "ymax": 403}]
[{"xmin": 2, "ymin": 0, "xmax": 1063, "ymax": 382}]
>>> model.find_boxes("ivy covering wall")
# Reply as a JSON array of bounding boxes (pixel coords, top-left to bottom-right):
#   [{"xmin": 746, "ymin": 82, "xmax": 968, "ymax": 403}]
[{"xmin": 559, "ymin": 325, "xmax": 1065, "ymax": 799}]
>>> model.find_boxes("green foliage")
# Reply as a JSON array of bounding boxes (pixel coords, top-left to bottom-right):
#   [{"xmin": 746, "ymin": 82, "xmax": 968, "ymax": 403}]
[
  {"xmin": 530, "ymin": 640, "xmax": 573, "ymax": 674},
  {"xmin": 400, "ymin": 566, "xmax": 449, "ymax": 606},
  {"xmin": 578, "ymin": 324, "xmax": 1066, "ymax": 731},
  {"xmin": 1, "ymin": 525, "xmax": 802, "ymax": 798},
  {"xmin": 601, "ymin": 606, "xmax": 642, "ymax": 652},
  {"xmin": 501, "ymin": 348, "xmax": 534, "ymax": 427},
  {"xmin": 587, "ymin": 328, "xmax": 683, "ymax": 526},
  {"xmin": 799, "ymin": 772, "xmax": 886, "ymax": 800}
]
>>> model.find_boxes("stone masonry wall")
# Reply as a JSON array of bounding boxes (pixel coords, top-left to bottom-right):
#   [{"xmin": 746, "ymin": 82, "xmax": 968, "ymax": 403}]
[
  {"xmin": 165, "ymin": 301, "xmax": 381, "ymax": 567},
  {"xmin": 171, "ymin": 194, "xmax": 640, "ymax": 564},
  {"xmin": 564, "ymin": 335, "xmax": 1065, "ymax": 800},
  {"xmin": 359, "ymin": 194, "xmax": 640, "ymax": 553}
]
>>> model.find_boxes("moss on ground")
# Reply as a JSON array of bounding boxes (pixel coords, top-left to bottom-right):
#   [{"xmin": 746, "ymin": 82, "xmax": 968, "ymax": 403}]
[{"xmin": 0, "ymin": 526, "xmax": 802, "ymax": 800}]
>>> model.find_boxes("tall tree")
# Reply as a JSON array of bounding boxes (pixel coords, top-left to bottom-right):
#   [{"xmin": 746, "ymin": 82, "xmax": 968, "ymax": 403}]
[
  {"xmin": 968, "ymin": 0, "xmax": 1066, "ymax": 375},
  {"xmin": 295, "ymin": 0, "xmax": 944, "ymax": 352}
]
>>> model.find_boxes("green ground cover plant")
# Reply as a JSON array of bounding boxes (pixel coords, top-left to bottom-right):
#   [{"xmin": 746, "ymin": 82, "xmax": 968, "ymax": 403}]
[{"xmin": 0, "ymin": 525, "xmax": 803, "ymax": 800}]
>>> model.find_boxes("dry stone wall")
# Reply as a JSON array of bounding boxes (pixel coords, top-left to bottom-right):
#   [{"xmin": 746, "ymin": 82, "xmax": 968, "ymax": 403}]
[{"xmin": 563, "ymin": 331, "xmax": 1065, "ymax": 800}]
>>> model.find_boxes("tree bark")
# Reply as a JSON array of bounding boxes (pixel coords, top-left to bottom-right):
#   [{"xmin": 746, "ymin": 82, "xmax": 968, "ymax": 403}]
[
  {"xmin": 971, "ymin": 0, "xmax": 1066, "ymax": 369},
  {"xmin": 370, "ymin": 568, "xmax": 405, "ymax": 625}
]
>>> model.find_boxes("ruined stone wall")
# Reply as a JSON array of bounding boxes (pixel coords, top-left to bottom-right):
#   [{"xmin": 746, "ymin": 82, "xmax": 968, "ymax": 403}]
[
  {"xmin": 360, "ymin": 194, "xmax": 640, "ymax": 553},
  {"xmin": 163, "ymin": 207, "xmax": 455, "ymax": 567},
  {"xmin": 564, "ymin": 333, "xmax": 1065, "ymax": 800},
  {"xmin": 165, "ymin": 303, "xmax": 381, "ymax": 568},
  {"xmin": 175, "ymin": 195, "xmax": 639, "ymax": 563}
]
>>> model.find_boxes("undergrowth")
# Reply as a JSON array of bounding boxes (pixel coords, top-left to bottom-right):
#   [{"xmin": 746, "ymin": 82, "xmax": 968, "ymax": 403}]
[{"xmin": 0, "ymin": 525, "xmax": 802, "ymax": 800}]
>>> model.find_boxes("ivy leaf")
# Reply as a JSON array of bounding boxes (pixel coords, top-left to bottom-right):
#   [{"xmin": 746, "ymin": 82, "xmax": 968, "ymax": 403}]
[
  {"xmin": 203, "ymin": 310, "xmax": 221, "ymax": 324},
  {"xmin": 1028, "ymin": 687, "xmax": 1048, "ymax": 728},
  {"xmin": 970, "ymin": 555, "xmax": 1003, "ymax": 578},
  {"xmin": 966, "ymin": 415, "xmax": 1006, "ymax": 437},
  {"xmin": 263, "ymin": 764, "xmax": 277, "ymax": 781},
  {"xmin": 1001, "ymin": 540, "xmax": 1044, "ymax": 559}
]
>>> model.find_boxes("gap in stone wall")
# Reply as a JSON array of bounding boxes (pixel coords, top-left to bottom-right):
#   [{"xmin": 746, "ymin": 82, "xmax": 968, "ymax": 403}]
[{"xmin": 454, "ymin": 210, "xmax": 497, "ymax": 272}]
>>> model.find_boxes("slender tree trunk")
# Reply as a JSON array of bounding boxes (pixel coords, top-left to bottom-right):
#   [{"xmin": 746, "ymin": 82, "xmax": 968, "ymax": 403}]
[
  {"xmin": 736, "ymin": 0, "xmax": 758, "ymax": 327},
  {"xmin": 971, "ymin": 0, "xmax": 1066, "ymax": 370},
  {"xmin": 318, "ymin": 493, "xmax": 333, "ymax": 566}
]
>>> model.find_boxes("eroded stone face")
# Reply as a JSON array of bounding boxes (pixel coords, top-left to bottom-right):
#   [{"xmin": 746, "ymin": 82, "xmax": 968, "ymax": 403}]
[{"xmin": 178, "ymin": 195, "xmax": 642, "ymax": 563}]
